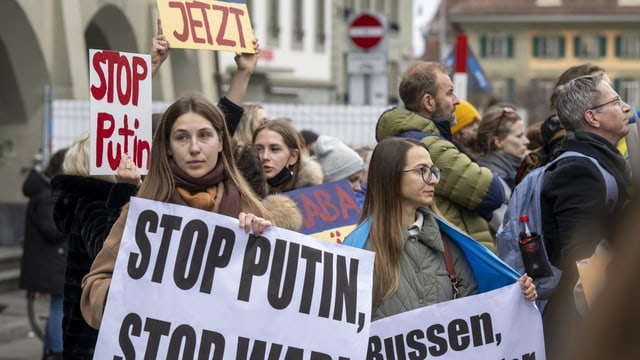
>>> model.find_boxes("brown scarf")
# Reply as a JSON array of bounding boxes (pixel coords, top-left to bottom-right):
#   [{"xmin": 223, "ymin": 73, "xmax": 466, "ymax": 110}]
[{"xmin": 169, "ymin": 159, "xmax": 242, "ymax": 217}]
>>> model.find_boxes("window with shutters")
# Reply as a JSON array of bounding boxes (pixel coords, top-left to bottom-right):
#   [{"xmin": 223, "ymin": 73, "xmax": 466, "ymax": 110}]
[
  {"xmin": 267, "ymin": 0, "xmax": 280, "ymax": 45},
  {"xmin": 533, "ymin": 36, "xmax": 565, "ymax": 58},
  {"xmin": 492, "ymin": 78, "xmax": 516, "ymax": 102},
  {"xmin": 315, "ymin": 0, "xmax": 326, "ymax": 51},
  {"xmin": 616, "ymin": 34, "xmax": 640, "ymax": 59},
  {"xmin": 617, "ymin": 79, "xmax": 640, "ymax": 108},
  {"xmin": 292, "ymin": 1, "xmax": 304, "ymax": 49},
  {"xmin": 481, "ymin": 34, "xmax": 513, "ymax": 59},
  {"xmin": 574, "ymin": 35, "xmax": 606, "ymax": 59}
]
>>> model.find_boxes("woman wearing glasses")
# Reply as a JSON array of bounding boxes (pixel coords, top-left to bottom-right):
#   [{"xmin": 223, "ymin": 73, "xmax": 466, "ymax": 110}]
[{"xmin": 344, "ymin": 137, "xmax": 536, "ymax": 320}]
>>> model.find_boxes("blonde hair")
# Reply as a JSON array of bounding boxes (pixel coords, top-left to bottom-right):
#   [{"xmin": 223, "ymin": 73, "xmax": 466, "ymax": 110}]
[
  {"xmin": 234, "ymin": 103, "xmax": 265, "ymax": 146},
  {"xmin": 62, "ymin": 132, "xmax": 116, "ymax": 183}
]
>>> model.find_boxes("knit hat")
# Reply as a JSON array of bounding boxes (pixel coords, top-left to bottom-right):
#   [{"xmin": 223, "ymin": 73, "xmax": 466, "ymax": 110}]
[
  {"xmin": 452, "ymin": 100, "xmax": 481, "ymax": 135},
  {"xmin": 314, "ymin": 135, "xmax": 364, "ymax": 183}
]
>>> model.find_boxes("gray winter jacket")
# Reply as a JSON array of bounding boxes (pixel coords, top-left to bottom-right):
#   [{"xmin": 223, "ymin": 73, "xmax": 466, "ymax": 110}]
[{"xmin": 371, "ymin": 210, "xmax": 478, "ymax": 321}]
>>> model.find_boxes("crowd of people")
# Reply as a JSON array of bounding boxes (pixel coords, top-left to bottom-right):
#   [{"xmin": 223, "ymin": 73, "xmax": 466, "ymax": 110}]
[{"xmin": 17, "ymin": 18, "xmax": 636, "ymax": 360}]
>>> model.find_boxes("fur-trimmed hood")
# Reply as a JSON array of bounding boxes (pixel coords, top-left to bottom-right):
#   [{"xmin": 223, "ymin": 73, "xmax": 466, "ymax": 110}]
[
  {"xmin": 261, "ymin": 194, "xmax": 303, "ymax": 231},
  {"xmin": 296, "ymin": 155, "xmax": 324, "ymax": 188}
]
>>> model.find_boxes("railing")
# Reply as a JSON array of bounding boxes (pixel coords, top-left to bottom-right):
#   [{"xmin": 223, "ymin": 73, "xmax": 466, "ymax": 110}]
[{"xmin": 50, "ymin": 100, "xmax": 389, "ymax": 152}]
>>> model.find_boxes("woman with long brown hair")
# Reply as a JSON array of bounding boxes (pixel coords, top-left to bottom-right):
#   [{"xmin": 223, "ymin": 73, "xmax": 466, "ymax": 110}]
[
  {"xmin": 345, "ymin": 137, "xmax": 536, "ymax": 320},
  {"xmin": 252, "ymin": 119, "xmax": 323, "ymax": 195},
  {"xmin": 80, "ymin": 93, "xmax": 272, "ymax": 329}
]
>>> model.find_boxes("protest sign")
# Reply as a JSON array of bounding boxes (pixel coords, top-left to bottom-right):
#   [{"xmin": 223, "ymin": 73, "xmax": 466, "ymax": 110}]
[
  {"xmin": 89, "ymin": 49, "xmax": 152, "ymax": 175},
  {"xmin": 368, "ymin": 282, "xmax": 545, "ymax": 360},
  {"xmin": 286, "ymin": 180, "xmax": 361, "ymax": 243},
  {"xmin": 156, "ymin": 0, "xmax": 256, "ymax": 53},
  {"xmin": 93, "ymin": 197, "xmax": 375, "ymax": 359}
]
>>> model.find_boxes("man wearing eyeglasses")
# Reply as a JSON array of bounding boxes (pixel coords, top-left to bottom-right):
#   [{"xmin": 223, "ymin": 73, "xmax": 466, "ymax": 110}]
[
  {"xmin": 540, "ymin": 72, "xmax": 631, "ymax": 359},
  {"xmin": 375, "ymin": 61, "xmax": 506, "ymax": 253}
]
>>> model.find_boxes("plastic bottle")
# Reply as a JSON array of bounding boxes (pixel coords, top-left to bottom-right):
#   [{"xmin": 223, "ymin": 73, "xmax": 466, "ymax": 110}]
[{"xmin": 518, "ymin": 215, "xmax": 552, "ymax": 278}]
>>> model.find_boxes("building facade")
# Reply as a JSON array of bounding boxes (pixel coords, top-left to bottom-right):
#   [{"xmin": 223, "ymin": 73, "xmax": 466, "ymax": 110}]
[
  {"xmin": 450, "ymin": 0, "xmax": 640, "ymax": 123},
  {"xmin": 0, "ymin": 0, "xmax": 421, "ymax": 245}
]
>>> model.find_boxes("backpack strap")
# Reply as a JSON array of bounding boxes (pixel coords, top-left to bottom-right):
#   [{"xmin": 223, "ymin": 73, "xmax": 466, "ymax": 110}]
[
  {"xmin": 440, "ymin": 231, "xmax": 460, "ymax": 299},
  {"xmin": 549, "ymin": 151, "xmax": 618, "ymax": 208}
]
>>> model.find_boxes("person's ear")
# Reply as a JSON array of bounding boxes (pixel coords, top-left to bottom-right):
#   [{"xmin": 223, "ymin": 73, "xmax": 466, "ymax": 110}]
[
  {"xmin": 584, "ymin": 109, "xmax": 600, "ymax": 128},
  {"xmin": 422, "ymin": 93, "xmax": 436, "ymax": 114},
  {"xmin": 288, "ymin": 149, "xmax": 300, "ymax": 166},
  {"xmin": 493, "ymin": 136, "xmax": 504, "ymax": 150}
]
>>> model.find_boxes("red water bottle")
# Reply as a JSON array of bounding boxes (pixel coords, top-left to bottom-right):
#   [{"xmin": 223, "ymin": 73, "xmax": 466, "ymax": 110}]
[{"xmin": 518, "ymin": 215, "xmax": 552, "ymax": 278}]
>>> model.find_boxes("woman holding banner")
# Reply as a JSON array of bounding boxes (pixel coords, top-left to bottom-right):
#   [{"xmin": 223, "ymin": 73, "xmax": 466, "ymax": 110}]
[
  {"xmin": 344, "ymin": 137, "xmax": 537, "ymax": 320},
  {"xmin": 80, "ymin": 93, "xmax": 273, "ymax": 329}
]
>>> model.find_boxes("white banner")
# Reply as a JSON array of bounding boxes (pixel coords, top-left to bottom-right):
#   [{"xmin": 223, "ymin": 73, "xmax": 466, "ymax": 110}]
[
  {"xmin": 89, "ymin": 49, "xmax": 152, "ymax": 175},
  {"xmin": 368, "ymin": 283, "xmax": 545, "ymax": 360},
  {"xmin": 94, "ymin": 197, "xmax": 375, "ymax": 359}
]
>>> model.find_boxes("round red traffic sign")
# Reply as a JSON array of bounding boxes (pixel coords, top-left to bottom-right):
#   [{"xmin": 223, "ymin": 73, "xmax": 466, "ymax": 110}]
[{"xmin": 348, "ymin": 14, "xmax": 384, "ymax": 50}]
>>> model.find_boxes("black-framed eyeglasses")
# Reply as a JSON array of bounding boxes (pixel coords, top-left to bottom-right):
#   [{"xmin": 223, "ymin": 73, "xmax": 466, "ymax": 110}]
[
  {"xmin": 495, "ymin": 107, "xmax": 515, "ymax": 136},
  {"xmin": 588, "ymin": 96, "xmax": 622, "ymax": 111},
  {"xmin": 401, "ymin": 165, "xmax": 442, "ymax": 183}
]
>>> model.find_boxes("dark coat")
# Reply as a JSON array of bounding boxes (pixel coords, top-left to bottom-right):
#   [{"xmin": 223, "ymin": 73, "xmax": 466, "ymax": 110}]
[
  {"xmin": 19, "ymin": 169, "xmax": 66, "ymax": 295},
  {"xmin": 52, "ymin": 175, "xmax": 137, "ymax": 359},
  {"xmin": 540, "ymin": 131, "xmax": 630, "ymax": 358}
]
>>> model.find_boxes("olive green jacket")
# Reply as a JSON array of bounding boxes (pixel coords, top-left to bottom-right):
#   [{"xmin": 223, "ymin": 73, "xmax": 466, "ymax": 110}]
[{"xmin": 376, "ymin": 107, "xmax": 504, "ymax": 252}]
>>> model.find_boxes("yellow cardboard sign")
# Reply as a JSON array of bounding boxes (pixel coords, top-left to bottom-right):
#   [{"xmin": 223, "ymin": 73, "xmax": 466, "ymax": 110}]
[
  {"xmin": 576, "ymin": 252, "xmax": 611, "ymax": 307},
  {"xmin": 156, "ymin": 0, "xmax": 255, "ymax": 53}
]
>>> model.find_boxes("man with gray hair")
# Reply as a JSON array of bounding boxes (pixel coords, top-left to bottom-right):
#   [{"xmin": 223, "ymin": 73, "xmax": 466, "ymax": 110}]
[{"xmin": 540, "ymin": 72, "xmax": 631, "ymax": 359}]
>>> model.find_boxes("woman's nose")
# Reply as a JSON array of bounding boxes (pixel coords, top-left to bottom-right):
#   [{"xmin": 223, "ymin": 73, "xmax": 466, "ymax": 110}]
[
  {"xmin": 189, "ymin": 139, "xmax": 201, "ymax": 153},
  {"xmin": 351, "ymin": 181, "xmax": 362, "ymax": 193}
]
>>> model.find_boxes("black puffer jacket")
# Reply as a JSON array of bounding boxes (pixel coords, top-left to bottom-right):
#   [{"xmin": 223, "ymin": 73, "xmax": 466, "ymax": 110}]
[
  {"xmin": 52, "ymin": 175, "xmax": 137, "ymax": 359},
  {"xmin": 19, "ymin": 169, "xmax": 67, "ymax": 295}
]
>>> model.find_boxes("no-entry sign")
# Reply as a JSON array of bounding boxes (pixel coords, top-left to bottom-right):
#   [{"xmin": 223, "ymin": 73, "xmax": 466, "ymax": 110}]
[{"xmin": 348, "ymin": 13, "xmax": 384, "ymax": 50}]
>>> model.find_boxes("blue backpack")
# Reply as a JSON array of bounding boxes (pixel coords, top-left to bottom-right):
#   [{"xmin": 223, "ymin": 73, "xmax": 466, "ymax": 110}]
[{"xmin": 495, "ymin": 151, "xmax": 618, "ymax": 302}]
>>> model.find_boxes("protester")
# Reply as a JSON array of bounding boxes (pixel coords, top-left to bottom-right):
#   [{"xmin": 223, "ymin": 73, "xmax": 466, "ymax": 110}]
[
  {"xmin": 541, "ymin": 72, "xmax": 631, "ymax": 359},
  {"xmin": 475, "ymin": 106, "xmax": 530, "ymax": 191},
  {"xmin": 516, "ymin": 63, "xmax": 606, "ymax": 184},
  {"xmin": 234, "ymin": 103, "xmax": 268, "ymax": 146},
  {"xmin": 526, "ymin": 121, "xmax": 543, "ymax": 150},
  {"xmin": 300, "ymin": 129, "xmax": 320, "ymax": 157},
  {"xmin": 252, "ymin": 119, "xmax": 323, "ymax": 195},
  {"xmin": 314, "ymin": 135, "xmax": 364, "ymax": 196},
  {"xmin": 51, "ymin": 133, "xmax": 139, "ymax": 359},
  {"xmin": 451, "ymin": 99, "xmax": 482, "ymax": 157},
  {"xmin": 19, "ymin": 148, "xmax": 67, "ymax": 360},
  {"xmin": 354, "ymin": 146, "xmax": 373, "ymax": 207},
  {"xmin": 80, "ymin": 93, "xmax": 273, "ymax": 329},
  {"xmin": 376, "ymin": 61, "xmax": 505, "ymax": 252},
  {"xmin": 344, "ymin": 137, "xmax": 536, "ymax": 320}
]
